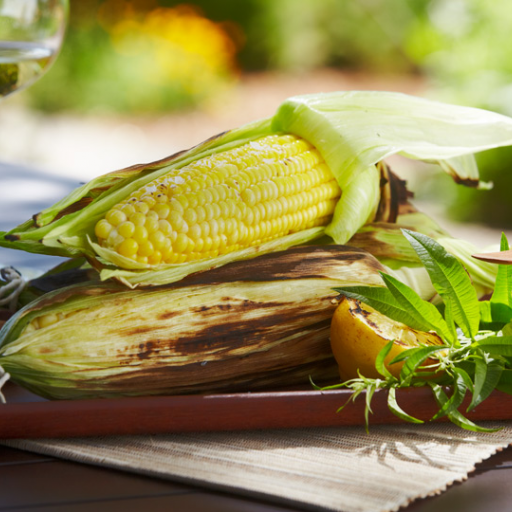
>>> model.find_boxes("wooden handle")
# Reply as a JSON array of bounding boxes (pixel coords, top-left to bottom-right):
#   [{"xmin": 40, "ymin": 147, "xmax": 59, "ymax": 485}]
[{"xmin": 472, "ymin": 249, "xmax": 512, "ymax": 265}]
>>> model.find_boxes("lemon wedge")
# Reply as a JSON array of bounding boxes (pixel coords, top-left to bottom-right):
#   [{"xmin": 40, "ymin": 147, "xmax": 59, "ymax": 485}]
[{"xmin": 330, "ymin": 296, "xmax": 444, "ymax": 380}]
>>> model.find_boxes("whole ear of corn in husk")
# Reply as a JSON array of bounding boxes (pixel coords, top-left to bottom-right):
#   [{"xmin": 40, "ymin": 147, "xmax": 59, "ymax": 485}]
[
  {"xmin": 0, "ymin": 245, "xmax": 387, "ymax": 400},
  {"xmin": 3, "ymin": 91, "xmax": 512, "ymax": 288}
]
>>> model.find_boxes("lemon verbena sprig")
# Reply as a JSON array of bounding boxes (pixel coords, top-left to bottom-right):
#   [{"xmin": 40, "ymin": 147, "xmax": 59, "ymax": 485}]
[{"xmin": 324, "ymin": 230, "xmax": 512, "ymax": 433}]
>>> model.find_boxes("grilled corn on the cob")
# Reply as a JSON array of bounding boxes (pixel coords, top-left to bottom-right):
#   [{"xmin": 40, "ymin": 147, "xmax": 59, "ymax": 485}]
[
  {"xmin": 0, "ymin": 246, "xmax": 386, "ymax": 400},
  {"xmin": 3, "ymin": 91, "xmax": 512, "ymax": 287},
  {"xmin": 94, "ymin": 134, "xmax": 341, "ymax": 267}
]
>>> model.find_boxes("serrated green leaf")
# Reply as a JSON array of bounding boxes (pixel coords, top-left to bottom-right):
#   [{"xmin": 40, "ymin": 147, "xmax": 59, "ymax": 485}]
[
  {"xmin": 395, "ymin": 345, "xmax": 446, "ymax": 385},
  {"xmin": 387, "ymin": 387, "xmax": 423, "ymax": 424},
  {"xmin": 430, "ymin": 384, "xmax": 501, "ymax": 432},
  {"xmin": 468, "ymin": 358, "xmax": 503, "ymax": 411},
  {"xmin": 333, "ymin": 286, "xmax": 420, "ymax": 328},
  {"xmin": 479, "ymin": 301, "xmax": 493, "ymax": 325},
  {"xmin": 380, "ymin": 272, "xmax": 453, "ymax": 342},
  {"xmin": 402, "ymin": 229, "xmax": 480, "ymax": 339},
  {"xmin": 478, "ymin": 301, "xmax": 512, "ymax": 331},
  {"xmin": 456, "ymin": 367, "xmax": 475, "ymax": 394},
  {"xmin": 430, "ymin": 370, "xmax": 468, "ymax": 420},
  {"xmin": 474, "ymin": 336, "xmax": 512, "ymax": 356},
  {"xmin": 443, "ymin": 300, "xmax": 458, "ymax": 345}
]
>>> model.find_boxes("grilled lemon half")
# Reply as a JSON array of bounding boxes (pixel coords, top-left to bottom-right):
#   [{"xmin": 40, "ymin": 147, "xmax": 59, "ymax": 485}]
[{"xmin": 330, "ymin": 296, "xmax": 444, "ymax": 380}]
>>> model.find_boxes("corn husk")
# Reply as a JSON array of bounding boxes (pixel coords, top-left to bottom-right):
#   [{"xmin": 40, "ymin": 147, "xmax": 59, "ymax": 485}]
[
  {"xmin": 2, "ymin": 91, "xmax": 512, "ymax": 287},
  {"xmin": 0, "ymin": 245, "xmax": 388, "ymax": 400}
]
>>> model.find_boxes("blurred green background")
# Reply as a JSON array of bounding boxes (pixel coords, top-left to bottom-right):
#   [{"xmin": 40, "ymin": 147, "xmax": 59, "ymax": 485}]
[{"xmin": 19, "ymin": 0, "xmax": 512, "ymax": 229}]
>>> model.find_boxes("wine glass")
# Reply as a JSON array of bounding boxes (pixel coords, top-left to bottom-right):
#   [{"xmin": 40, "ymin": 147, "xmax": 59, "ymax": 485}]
[{"xmin": 0, "ymin": 0, "xmax": 68, "ymax": 99}]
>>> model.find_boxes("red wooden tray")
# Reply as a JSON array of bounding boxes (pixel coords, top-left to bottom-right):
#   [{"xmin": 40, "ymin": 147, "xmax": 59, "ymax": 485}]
[{"xmin": 2, "ymin": 381, "xmax": 512, "ymax": 439}]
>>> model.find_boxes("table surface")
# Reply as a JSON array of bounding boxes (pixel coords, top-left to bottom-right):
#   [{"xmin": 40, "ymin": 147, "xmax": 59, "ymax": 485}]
[{"xmin": 2, "ymin": 161, "xmax": 512, "ymax": 512}]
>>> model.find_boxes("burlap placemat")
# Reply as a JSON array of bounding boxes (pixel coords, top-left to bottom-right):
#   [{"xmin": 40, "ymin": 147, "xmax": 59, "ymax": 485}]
[{"xmin": 4, "ymin": 421, "xmax": 512, "ymax": 512}]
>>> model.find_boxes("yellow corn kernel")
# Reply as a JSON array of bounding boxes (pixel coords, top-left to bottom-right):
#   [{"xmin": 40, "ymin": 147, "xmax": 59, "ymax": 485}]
[
  {"xmin": 105, "ymin": 209, "xmax": 126, "ymax": 226},
  {"xmin": 118, "ymin": 238, "xmax": 139, "ymax": 258},
  {"xmin": 95, "ymin": 219, "xmax": 113, "ymax": 240},
  {"xmin": 133, "ymin": 225, "xmax": 148, "ymax": 244},
  {"xmin": 38, "ymin": 313, "xmax": 59, "ymax": 329},
  {"xmin": 94, "ymin": 134, "xmax": 341, "ymax": 267},
  {"xmin": 154, "ymin": 203, "xmax": 170, "ymax": 219},
  {"xmin": 129, "ymin": 212, "xmax": 147, "ymax": 227},
  {"xmin": 138, "ymin": 241, "xmax": 154, "ymax": 257},
  {"xmin": 145, "ymin": 216, "xmax": 160, "ymax": 234},
  {"xmin": 118, "ymin": 221, "xmax": 135, "ymax": 239},
  {"xmin": 148, "ymin": 251, "xmax": 162, "ymax": 265}
]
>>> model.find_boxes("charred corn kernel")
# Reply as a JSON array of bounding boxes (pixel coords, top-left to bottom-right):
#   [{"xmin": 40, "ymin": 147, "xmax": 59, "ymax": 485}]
[{"xmin": 95, "ymin": 134, "xmax": 341, "ymax": 266}]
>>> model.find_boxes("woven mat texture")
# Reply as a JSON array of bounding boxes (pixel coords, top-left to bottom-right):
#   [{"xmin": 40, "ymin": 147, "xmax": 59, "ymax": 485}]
[{"xmin": 4, "ymin": 421, "xmax": 512, "ymax": 512}]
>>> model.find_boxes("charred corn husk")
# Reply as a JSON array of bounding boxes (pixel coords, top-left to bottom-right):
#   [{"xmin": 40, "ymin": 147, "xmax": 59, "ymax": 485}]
[
  {"xmin": 0, "ymin": 246, "xmax": 386, "ymax": 400},
  {"xmin": 3, "ymin": 91, "xmax": 512, "ymax": 287}
]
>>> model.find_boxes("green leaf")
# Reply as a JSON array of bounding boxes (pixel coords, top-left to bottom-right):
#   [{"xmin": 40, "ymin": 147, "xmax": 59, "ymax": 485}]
[
  {"xmin": 430, "ymin": 370, "xmax": 468, "ymax": 420},
  {"xmin": 387, "ymin": 387, "xmax": 423, "ymax": 424},
  {"xmin": 394, "ymin": 345, "xmax": 446, "ymax": 385},
  {"xmin": 479, "ymin": 301, "xmax": 493, "ymax": 325},
  {"xmin": 375, "ymin": 341, "xmax": 396, "ymax": 380},
  {"xmin": 491, "ymin": 234, "xmax": 512, "ymax": 307},
  {"xmin": 482, "ymin": 234, "xmax": 512, "ymax": 328},
  {"xmin": 468, "ymin": 358, "xmax": 503, "ymax": 411},
  {"xmin": 364, "ymin": 383, "xmax": 377, "ymax": 433},
  {"xmin": 443, "ymin": 301, "xmax": 458, "ymax": 345},
  {"xmin": 333, "ymin": 286, "xmax": 419, "ymax": 328},
  {"xmin": 402, "ymin": 229, "xmax": 480, "ymax": 339},
  {"xmin": 430, "ymin": 384, "xmax": 501, "ymax": 433},
  {"xmin": 455, "ymin": 367, "xmax": 475, "ymax": 394},
  {"xmin": 497, "ymin": 369, "xmax": 512, "ymax": 395},
  {"xmin": 380, "ymin": 273, "xmax": 453, "ymax": 342},
  {"xmin": 473, "ymin": 336, "xmax": 512, "ymax": 356},
  {"xmin": 503, "ymin": 322, "xmax": 512, "ymax": 336},
  {"xmin": 478, "ymin": 300, "xmax": 512, "ymax": 331}
]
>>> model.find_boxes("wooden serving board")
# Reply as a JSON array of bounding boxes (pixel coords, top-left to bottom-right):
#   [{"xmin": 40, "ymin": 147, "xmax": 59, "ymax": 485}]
[{"xmin": 2, "ymin": 382, "xmax": 512, "ymax": 439}]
